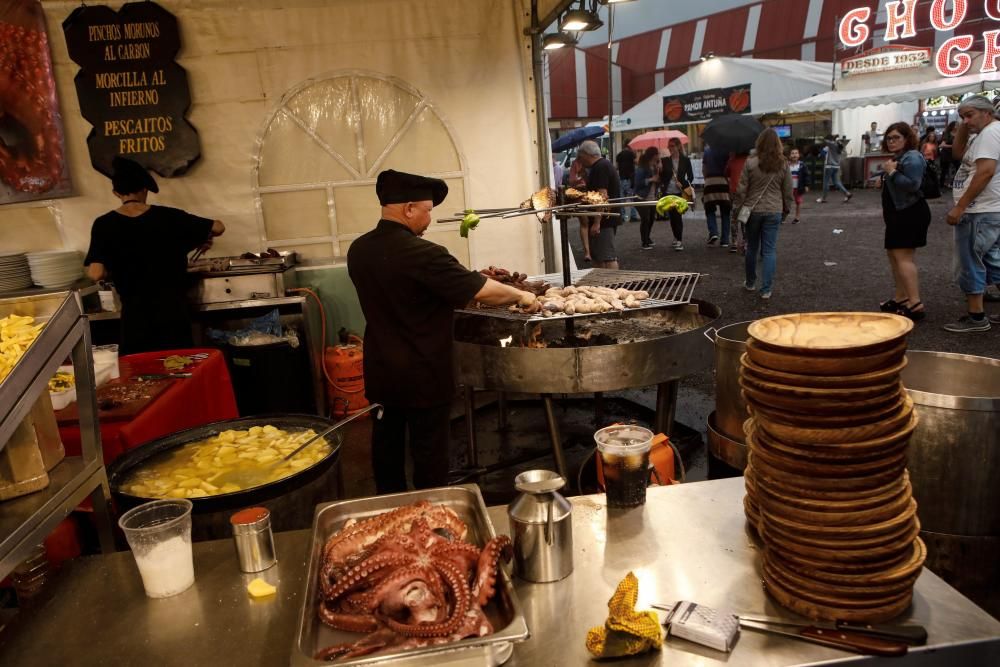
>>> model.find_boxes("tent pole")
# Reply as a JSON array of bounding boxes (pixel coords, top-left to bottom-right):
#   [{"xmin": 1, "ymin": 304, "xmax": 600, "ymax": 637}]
[
  {"xmin": 530, "ymin": 2, "xmax": 557, "ymax": 273},
  {"xmin": 831, "ymin": 15, "xmax": 839, "ymax": 91},
  {"xmin": 607, "ymin": 3, "xmax": 615, "ymax": 158}
]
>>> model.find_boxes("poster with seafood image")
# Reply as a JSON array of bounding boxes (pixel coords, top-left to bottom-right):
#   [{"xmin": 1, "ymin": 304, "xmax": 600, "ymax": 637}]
[{"xmin": 0, "ymin": 0, "xmax": 73, "ymax": 204}]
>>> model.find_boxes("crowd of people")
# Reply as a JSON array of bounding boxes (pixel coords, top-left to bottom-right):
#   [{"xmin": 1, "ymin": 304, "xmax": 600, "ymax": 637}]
[{"xmin": 556, "ymin": 94, "xmax": 1000, "ymax": 333}]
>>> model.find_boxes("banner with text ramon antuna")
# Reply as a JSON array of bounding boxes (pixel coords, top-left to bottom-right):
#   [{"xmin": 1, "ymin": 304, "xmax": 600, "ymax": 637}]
[
  {"xmin": 663, "ymin": 84, "xmax": 752, "ymax": 124},
  {"xmin": 63, "ymin": 1, "xmax": 200, "ymax": 178}
]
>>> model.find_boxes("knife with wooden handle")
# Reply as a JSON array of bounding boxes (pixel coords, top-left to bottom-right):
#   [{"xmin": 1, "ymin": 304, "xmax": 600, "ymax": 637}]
[
  {"xmin": 740, "ymin": 620, "xmax": 909, "ymax": 657},
  {"xmin": 739, "ymin": 614, "xmax": 927, "ymax": 645}
]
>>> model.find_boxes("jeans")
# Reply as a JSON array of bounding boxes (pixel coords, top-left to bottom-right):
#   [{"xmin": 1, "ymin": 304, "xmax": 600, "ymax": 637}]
[
  {"xmin": 745, "ymin": 213, "xmax": 782, "ymax": 293},
  {"xmin": 638, "ymin": 204, "xmax": 655, "ymax": 245},
  {"xmin": 620, "ymin": 177, "xmax": 638, "ymax": 221},
  {"xmin": 821, "ymin": 166, "xmax": 849, "ymax": 199},
  {"xmin": 371, "ymin": 403, "xmax": 451, "ymax": 493},
  {"xmin": 954, "ymin": 212, "xmax": 1000, "ymax": 294},
  {"xmin": 704, "ymin": 203, "xmax": 731, "ymax": 244}
]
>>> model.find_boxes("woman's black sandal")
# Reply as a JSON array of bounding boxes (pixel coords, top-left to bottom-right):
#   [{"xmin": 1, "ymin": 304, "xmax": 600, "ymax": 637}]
[
  {"xmin": 897, "ymin": 301, "xmax": 925, "ymax": 321},
  {"xmin": 880, "ymin": 298, "xmax": 906, "ymax": 312}
]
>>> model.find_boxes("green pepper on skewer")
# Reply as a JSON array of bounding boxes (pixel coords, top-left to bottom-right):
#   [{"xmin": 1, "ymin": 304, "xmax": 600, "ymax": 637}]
[{"xmin": 460, "ymin": 209, "xmax": 480, "ymax": 238}]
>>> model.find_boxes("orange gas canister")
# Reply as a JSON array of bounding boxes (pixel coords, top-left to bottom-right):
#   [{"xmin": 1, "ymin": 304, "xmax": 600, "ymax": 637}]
[
  {"xmin": 596, "ymin": 432, "xmax": 677, "ymax": 490},
  {"xmin": 325, "ymin": 331, "xmax": 369, "ymax": 418}
]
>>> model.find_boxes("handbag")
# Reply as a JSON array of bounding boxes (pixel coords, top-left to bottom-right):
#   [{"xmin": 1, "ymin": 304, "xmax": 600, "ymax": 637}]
[
  {"xmin": 736, "ymin": 172, "xmax": 777, "ymax": 225},
  {"xmin": 673, "ymin": 172, "xmax": 695, "ymax": 203}
]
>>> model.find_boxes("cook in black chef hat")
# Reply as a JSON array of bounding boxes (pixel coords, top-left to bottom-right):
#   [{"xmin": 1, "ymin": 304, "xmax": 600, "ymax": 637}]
[
  {"xmin": 376, "ymin": 169, "xmax": 448, "ymax": 207},
  {"xmin": 111, "ymin": 156, "xmax": 159, "ymax": 196}
]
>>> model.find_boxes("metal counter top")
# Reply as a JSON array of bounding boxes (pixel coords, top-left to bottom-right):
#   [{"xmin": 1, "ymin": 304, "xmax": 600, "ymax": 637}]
[{"xmin": 0, "ymin": 478, "xmax": 998, "ymax": 666}]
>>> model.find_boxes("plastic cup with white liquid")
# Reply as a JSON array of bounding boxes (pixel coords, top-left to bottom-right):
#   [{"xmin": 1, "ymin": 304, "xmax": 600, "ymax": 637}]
[
  {"xmin": 118, "ymin": 499, "xmax": 195, "ymax": 598},
  {"xmin": 595, "ymin": 424, "xmax": 654, "ymax": 508}
]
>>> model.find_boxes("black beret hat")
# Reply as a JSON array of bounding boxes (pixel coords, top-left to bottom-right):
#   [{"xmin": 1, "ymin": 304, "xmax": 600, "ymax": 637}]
[
  {"xmin": 376, "ymin": 169, "xmax": 448, "ymax": 207},
  {"xmin": 111, "ymin": 156, "xmax": 159, "ymax": 194}
]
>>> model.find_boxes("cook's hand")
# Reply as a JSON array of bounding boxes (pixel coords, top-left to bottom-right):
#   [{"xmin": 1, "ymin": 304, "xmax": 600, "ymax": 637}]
[
  {"xmin": 517, "ymin": 291, "xmax": 536, "ymax": 307},
  {"xmin": 884, "ymin": 159, "xmax": 897, "ymax": 175},
  {"xmin": 946, "ymin": 204, "xmax": 965, "ymax": 226},
  {"xmin": 589, "ymin": 223, "xmax": 600, "ymax": 237}
]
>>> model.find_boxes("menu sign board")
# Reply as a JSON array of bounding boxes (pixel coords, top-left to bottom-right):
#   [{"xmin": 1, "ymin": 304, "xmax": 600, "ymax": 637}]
[
  {"xmin": 62, "ymin": 2, "xmax": 200, "ymax": 178},
  {"xmin": 663, "ymin": 84, "xmax": 751, "ymax": 124}
]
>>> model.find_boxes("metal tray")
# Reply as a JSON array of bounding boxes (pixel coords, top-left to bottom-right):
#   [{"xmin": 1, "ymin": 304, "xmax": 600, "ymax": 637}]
[{"xmin": 291, "ymin": 485, "xmax": 529, "ymax": 666}]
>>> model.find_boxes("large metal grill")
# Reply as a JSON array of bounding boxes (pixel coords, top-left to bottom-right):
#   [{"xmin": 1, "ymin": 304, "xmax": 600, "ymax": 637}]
[{"xmin": 456, "ymin": 268, "xmax": 700, "ymax": 322}]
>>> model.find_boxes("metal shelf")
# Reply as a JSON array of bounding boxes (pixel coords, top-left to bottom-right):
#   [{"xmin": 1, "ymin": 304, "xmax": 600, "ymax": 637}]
[
  {"xmin": 0, "ymin": 457, "xmax": 108, "ymax": 576},
  {"xmin": 0, "ymin": 291, "xmax": 114, "ymax": 581}
]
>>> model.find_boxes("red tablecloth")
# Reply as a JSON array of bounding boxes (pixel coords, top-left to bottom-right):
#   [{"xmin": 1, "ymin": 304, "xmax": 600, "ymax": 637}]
[{"xmin": 60, "ymin": 348, "xmax": 239, "ymax": 465}]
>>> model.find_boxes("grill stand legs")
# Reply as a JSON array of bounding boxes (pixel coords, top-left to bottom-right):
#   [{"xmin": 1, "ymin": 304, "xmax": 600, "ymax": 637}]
[
  {"xmin": 464, "ymin": 385, "xmax": 479, "ymax": 469},
  {"xmin": 542, "ymin": 394, "xmax": 569, "ymax": 479},
  {"xmin": 655, "ymin": 380, "xmax": 679, "ymax": 437}
]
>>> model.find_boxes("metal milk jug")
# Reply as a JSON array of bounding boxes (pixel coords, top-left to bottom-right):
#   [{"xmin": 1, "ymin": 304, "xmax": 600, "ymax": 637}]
[{"xmin": 507, "ymin": 469, "xmax": 573, "ymax": 583}]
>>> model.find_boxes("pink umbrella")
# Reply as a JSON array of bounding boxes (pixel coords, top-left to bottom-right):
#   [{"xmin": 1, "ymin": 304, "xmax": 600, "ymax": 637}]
[{"xmin": 628, "ymin": 130, "xmax": 689, "ymax": 152}]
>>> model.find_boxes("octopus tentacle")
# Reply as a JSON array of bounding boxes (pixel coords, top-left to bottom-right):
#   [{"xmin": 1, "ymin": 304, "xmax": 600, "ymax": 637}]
[
  {"xmin": 472, "ymin": 536, "xmax": 513, "ymax": 607},
  {"xmin": 385, "ymin": 559, "xmax": 470, "ymax": 638},
  {"xmin": 322, "ymin": 552, "xmax": 411, "ymax": 601},
  {"xmin": 317, "ymin": 601, "xmax": 379, "ymax": 633}
]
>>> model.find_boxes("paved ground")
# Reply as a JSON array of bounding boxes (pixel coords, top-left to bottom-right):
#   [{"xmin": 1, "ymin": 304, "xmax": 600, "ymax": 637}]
[{"xmin": 572, "ymin": 188, "xmax": 999, "ymax": 360}]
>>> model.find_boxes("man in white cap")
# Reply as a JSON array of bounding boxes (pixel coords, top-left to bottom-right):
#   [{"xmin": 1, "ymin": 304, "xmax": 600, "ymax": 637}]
[
  {"xmin": 944, "ymin": 96, "xmax": 1000, "ymax": 332},
  {"xmin": 348, "ymin": 169, "xmax": 535, "ymax": 493}
]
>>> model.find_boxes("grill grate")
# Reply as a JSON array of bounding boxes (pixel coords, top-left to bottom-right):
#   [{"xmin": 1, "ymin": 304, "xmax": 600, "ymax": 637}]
[{"xmin": 457, "ymin": 268, "xmax": 700, "ymax": 322}]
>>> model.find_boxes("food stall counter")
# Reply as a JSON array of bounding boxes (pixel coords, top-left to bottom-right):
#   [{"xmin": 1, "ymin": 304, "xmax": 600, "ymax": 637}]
[{"xmin": 0, "ymin": 479, "xmax": 998, "ymax": 666}]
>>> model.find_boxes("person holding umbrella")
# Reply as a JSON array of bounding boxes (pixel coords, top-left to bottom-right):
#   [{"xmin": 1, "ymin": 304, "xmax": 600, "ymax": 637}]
[
  {"xmin": 817, "ymin": 134, "xmax": 852, "ymax": 203},
  {"xmin": 733, "ymin": 128, "xmax": 793, "ymax": 299},
  {"xmin": 702, "ymin": 114, "xmax": 764, "ymax": 254}
]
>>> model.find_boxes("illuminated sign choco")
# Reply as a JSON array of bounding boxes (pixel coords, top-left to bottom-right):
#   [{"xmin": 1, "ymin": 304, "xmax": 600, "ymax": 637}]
[{"xmin": 838, "ymin": 0, "xmax": 1000, "ymax": 78}]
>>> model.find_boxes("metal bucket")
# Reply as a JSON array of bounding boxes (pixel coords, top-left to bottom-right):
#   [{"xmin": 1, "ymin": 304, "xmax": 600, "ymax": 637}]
[
  {"xmin": 706, "ymin": 321, "xmax": 752, "ymax": 443},
  {"xmin": 901, "ymin": 350, "xmax": 1000, "ymax": 617}
]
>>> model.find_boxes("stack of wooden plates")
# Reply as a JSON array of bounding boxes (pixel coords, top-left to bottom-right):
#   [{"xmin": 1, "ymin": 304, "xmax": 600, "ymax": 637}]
[{"xmin": 740, "ymin": 312, "xmax": 925, "ymax": 623}]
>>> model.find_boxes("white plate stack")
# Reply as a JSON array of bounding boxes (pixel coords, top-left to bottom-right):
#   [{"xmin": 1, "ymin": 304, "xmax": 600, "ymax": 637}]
[
  {"xmin": 26, "ymin": 250, "xmax": 84, "ymax": 289},
  {"xmin": 0, "ymin": 253, "xmax": 33, "ymax": 292}
]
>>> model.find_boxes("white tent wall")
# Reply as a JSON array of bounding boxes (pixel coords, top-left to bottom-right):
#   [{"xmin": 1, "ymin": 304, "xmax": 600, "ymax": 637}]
[
  {"xmin": 613, "ymin": 58, "xmax": 835, "ymax": 132},
  {"xmin": 2, "ymin": 0, "xmax": 544, "ymax": 272},
  {"xmin": 833, "ymin": 103, "xmax": 920, "ymax": 157}
]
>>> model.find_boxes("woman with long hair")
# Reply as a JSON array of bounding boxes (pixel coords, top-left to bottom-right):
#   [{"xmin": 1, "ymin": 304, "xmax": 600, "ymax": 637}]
[
  {"xmin": 732, "ymin": 128, "xmax": 793, "ymax": 299},
  {"xmin": 634, "ymin": 146, "xmax": 659, "ymax": 249},
  {"xmin": 878, "ymin": 122, "xmax": 930, "ymax": 321},
  {"xmin": 658, "ymin": 137, "xmax": 694, "ymax": 251}
]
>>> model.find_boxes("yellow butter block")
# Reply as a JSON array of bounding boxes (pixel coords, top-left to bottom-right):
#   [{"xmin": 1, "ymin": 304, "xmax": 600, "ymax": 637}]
[{"xmin": 247, "ymin": 578, "xmax": 276, "ymax": 598}]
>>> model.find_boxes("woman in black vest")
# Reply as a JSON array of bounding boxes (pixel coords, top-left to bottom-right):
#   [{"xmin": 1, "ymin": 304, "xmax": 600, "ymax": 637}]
[{"xmin": 658, "ymin": 138, "xmax": 694, "ymax": 251}]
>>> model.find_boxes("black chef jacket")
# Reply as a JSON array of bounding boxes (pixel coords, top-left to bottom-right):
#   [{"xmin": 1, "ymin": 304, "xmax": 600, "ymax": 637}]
[
  {"xmin": 84, "ymin": 205, "xmax": 213, "ymax": 354},
  {"xmin": 347, "ymin": 219, "xmax": 486, "ymax": 408}
]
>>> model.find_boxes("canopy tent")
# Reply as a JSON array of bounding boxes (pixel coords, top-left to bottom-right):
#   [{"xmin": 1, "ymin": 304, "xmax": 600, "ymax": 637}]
[
  {"xmin": 613, "ymin": 58, "xmax": 834, "ymax": 132},
  {"xmin": 787, "ymin": 71, "xmax": 1000, "ymax": 112}
]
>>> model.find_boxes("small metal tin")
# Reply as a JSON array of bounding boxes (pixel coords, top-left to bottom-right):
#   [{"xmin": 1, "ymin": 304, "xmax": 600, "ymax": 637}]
[{"xmin": 230, "ymin": 507, "xmax": 276, "ymax": 572}]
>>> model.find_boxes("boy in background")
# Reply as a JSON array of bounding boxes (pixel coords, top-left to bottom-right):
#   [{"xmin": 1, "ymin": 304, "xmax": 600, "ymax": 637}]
[{"xmin": 787, "ymin": 148, "xmax": 810, "ymax": 224}]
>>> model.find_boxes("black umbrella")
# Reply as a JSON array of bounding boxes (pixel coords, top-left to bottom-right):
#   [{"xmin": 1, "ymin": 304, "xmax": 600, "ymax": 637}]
[{"xmin": 703, "ymin": 114, "xmax": 765, "ymax": 155}]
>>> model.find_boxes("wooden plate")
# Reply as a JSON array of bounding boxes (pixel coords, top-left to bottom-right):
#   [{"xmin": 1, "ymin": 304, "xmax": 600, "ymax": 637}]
[
  {"xmin": 746, "ymin": 338, "xmax": 907, "ymax": 376},
  {"xmin": 748, "ymin": 441, "xmax": 907, "ymax": 491},
  {"xmin": 749, "ymin": 458, "xmax": 910, "ymax": 502},
  {"xmin": 751, "ymin": 396, "xmax": 914, "ymax": 445},
  {"xmin": 762, "ymin": 504, "xmax": 918, "ymax": 543},
  {"xmin": 754, "ymin": 478, "xmax": 912, "ymax": 526},
  {"xmin": 746, "ymin": 394, "xmax": 905, "ymax": 427},
  {"xmin": 750, "ymin": 431, "xmax": 909, "ymax": 477},
  {"xmin": 740, "ymin": 380, "xmax": 903, "ymax": 415},
  {"xmin": 762, "ymin": 517, "xmax": 920, "ymax": 553},
  {"xmin": 764, "ymin": 550, "xmax": 919, "ymax": 598},
  {"xmin": 764, "ymin": 559, "xmax": 914, "ymax": 609},
  {"xmin": 740, "ymin": 353, "xmax": 908, "ymax": 389},
  {"xmin": 761, "ymin": 523, "xmax": 916, "ymax": 563},
  {"xmin": 768, "ymin": 538, "xmax": 926, "ymax": 586},
  {"xmin": 748, "ymin": 312, "xmax": 913, "ymax": 355},
  {"xmin": 763, "ymin": 566, "xmax": 914, "ymax": 622},
  {"xmin": 752, "ymin": 425, "xmax": 911, "ymax": 462},
  {"xmin": 740, "ymin": 373, "xmax": 901, "ymax": 401}
]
